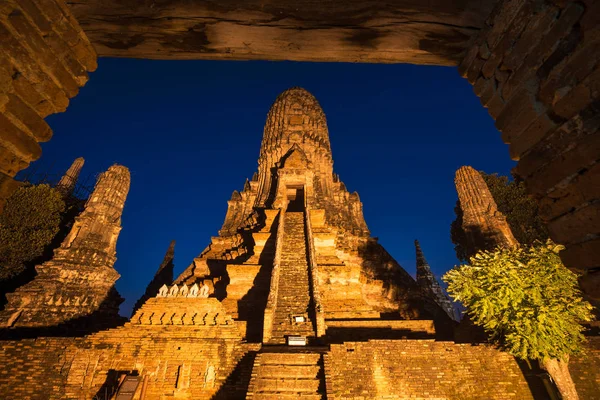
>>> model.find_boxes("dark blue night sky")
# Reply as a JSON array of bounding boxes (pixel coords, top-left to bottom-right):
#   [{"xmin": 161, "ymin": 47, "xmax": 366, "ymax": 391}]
[{"xmin": 29, "ymin": 58, "xmax": 515, "ymax": 315}]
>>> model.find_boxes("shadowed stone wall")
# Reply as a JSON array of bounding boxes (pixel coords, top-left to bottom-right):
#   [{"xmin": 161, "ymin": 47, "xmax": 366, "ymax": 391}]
[{"xmin": 459, "ymin": 0, "xmax": 600, "ymax": 299}]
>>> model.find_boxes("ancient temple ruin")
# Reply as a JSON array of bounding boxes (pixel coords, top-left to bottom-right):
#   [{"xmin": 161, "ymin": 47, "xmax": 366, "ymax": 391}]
[
  {"xmin": 0, "ymin": 164, "xmax": 129, "ymax": 330},
  {"xmin": 3, "ymin": 87, "xmax": 598, "ymax": 399}
]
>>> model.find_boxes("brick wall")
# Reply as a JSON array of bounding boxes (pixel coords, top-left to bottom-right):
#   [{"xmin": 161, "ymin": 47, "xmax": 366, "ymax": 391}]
[
  {"xmin": 459, "ymin": 0, "xmax": 600, "ymax": 298},
  {"xmin": 0, "ymin": 337, "xmax": 79, "ymax": 400},
  {"xmin": 327, "ymin": 340, "xmax": 534, "ymax": 399}
]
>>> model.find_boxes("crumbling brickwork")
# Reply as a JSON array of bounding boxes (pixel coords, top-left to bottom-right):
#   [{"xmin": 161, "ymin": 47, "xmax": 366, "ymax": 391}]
[{"xmin": 326, "ymin": 340, "xmax": 534, "ymax": 399}]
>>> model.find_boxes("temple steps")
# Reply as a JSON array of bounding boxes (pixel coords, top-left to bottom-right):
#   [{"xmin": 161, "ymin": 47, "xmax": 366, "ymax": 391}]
[
  {"xmin": 270, "ymin": 211, "xmax": 316, "ymax": 343},
  {"xmin": 246, "ymin": 351, "xmax": 325, "ymax": 400}
]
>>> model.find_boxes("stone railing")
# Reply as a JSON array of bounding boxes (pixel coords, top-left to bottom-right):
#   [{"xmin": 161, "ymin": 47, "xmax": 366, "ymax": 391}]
[
  {"xmin": 305, "ymin": 208, "xmax": 326, "ymax": 337},
  {"xmin": 262, "ymin": 209, "xmax": 285, "ymax": 342}
]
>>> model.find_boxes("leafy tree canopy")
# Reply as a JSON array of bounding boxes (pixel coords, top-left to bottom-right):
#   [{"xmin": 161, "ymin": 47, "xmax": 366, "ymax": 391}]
[
  {"xmin": 443, "ymin": 241, "xmax": 594, "ymax": 361},
  {"xmin": 0, "ymin": 184, "xmax": 65, "ymax": 281},
  {"xmin": 482, "ymin": 173, "xmax": 549, "ymax": 245}
]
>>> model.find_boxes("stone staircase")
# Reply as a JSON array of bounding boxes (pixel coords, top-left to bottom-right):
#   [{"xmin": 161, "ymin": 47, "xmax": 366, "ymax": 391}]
[
  {"xmin": 270, "ymin": 211, "xmax": 315, "ymax": 344},
  {"xmin": 246, "ymin": 350, "xmax": 326, "ymax": 399}
]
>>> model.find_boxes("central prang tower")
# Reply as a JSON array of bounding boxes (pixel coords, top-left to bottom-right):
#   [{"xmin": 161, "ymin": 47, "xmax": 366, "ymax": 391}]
[{"xmin": 174, "ymin": 87, "xmax": 450, "ymax": 346}]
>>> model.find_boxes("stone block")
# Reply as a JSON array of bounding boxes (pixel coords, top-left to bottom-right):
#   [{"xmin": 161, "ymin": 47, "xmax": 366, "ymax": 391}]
[
  {"xmin": 552, "ymin": 66, "xmax": 600, "ymax": 119},
  {"xmin": 7, "ymin": 10, "xmax": 80, "ymax": 97},
  {"xmin": 0, "ymin": 112, "xmax": 41, "ymax": 161},
  {"xmin": 547, "ymin": 203, "xmax": 600, "ymax": 244},
  {"xmin": 496, "ymin": 86, "xmax": 546, "ymax": 144},
  {"xmin": 523, "ymin": 127, "xmax": 600, "ymax": 195},
  {"xmin": 509, "ymin": 112, "xmax": 557, "ymax": 160},
  {"xmin": 502, "ymin": 2, "xmax": 584, "ymax": 101},
  {"xmin": 538, "ymin": 161, "xmax": 600, "ymax": 221},
  {"xmin": 560, "ymin": 238, "xmax": 600, "ymax": 271},
  {"xmin": 503, "ymin": 4, "xmax": 560, "ymax": 71},
  {"xmin": 4, "ymin": 93, "xmax": 52, "ymax": 141}
]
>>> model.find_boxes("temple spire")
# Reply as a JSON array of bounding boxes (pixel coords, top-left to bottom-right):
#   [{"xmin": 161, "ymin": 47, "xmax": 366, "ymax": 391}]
[
  {"xmin": 0, "ymin": 164, "xmax": 131, "ymax": 329},
  {"xmin": 454, "ymin": 166, "xmax": 519, "ymax": 258},
  {"xmin": 132, "ymin": 240, "xmax": 175, "ymax": 316},
  {"xmin": 56, "ymin": 157, "xmax": 84, "ymax": 196},
  {"xmin": 415, "ymin": 240, "xmax": 457, "ymax": 321}
]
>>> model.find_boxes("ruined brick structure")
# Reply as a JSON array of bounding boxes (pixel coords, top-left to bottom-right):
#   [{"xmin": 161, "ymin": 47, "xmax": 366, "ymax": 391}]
[
  {"xmin": 0, "ymin": 164, "xmax": 129, "ymax": 330},
  {"xmin": 56, "ymin": 156, "xmax": 84, "ymax": 196},
  {"xmin": 3, "ymin": 87, "xmax": 599, "ymax": 399},
  {"xmin": 455, "ymin": 165, "xmax": 519, "ymax": 256}
]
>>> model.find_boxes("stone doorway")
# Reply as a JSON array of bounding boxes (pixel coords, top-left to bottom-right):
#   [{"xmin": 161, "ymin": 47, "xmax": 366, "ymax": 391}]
[{"xmin": 286, "ymin": 185, "xmax": 305, "ymax": 212}]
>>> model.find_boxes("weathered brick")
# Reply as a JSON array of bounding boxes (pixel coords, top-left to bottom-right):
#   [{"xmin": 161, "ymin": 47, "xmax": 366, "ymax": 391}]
[
  {"xmin": 0, "ymin": 111, "xmax": 41, "ymax": 162},
  {"xmin": 561, "ymin": 237, "xmax": 600, "ymax": 272},
  {"xmin": 466, "ymin": 56, "xmax": 485, "ymax": 85},
  {"xmin": 496, "ymin": 86, "xmax": 546, "ymax": 144},
  {"xmin": 547, "ymin": 202, "xmax": 600, "ymax": 243},
  {"xmin": 516, "ymin": 101, "xmax": 600, "ymax": 179},
  {"xmin": 7, "ymin": 9, "xmax": 80, "ymax": 97},
  {"xmin": 504, "ymin": 4, "xmax": 560, "ymax": 70},
  {"xmin": 0, "ymin": 141, "xmax": 28, "ymax": 176},
  {"xmin": 552, "ymin": 65, "xmax": 600, "ymax": 119},
  {"xmin": 5, "ymin": 93, "xmax": 52, "ymax": 141},
  {"xmin": 481, "ymin": 1, "xmax": 535, "ymax": 79},
  {"xmin": 32, "ymin": 0, "xmax": 97, "ymax": 71},
  {"xmin": 0, "ymin": 24, "xmax": 69, "ymax": 110},
  {"xmin": 538, "ymin": 162, "xmax": 600, "ymax": 221},
  {"xmin": 486, "ymin": 90, "xmax": 506, "ymax": 119},
  {"xmin": 502, "ymin": 2, "xmax": 584, "ymax": 101},
  {"xmin": 509, "ymin": 112, "xmax": 557, "ymax": 160},
  {"xmin": 539, "ymin": 36, "xmax": 600, "ymax": 107},
  {"xmin": 485, "ymin": 0, "xmax": 528, "ymax": 49}
]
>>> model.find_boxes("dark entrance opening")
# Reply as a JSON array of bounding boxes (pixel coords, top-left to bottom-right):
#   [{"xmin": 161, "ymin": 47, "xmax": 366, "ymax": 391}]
[{"xmin": 286, "ymin": 185, "xmax": 305, "ymax": 212}]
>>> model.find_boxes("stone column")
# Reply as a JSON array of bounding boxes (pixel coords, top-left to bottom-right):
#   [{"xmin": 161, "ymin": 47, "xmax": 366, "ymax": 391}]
[
  {"xmin": 415, "ymin": 240, "xmax": 457, "ymax": 321},
  {"xmin": 455, "ymin": 166, "xmax": 519, "ymax": 257},
  {"xmin": 0, "ymin": 164, "xmax": 130, "ymax": 330},
  {"xmin": 56, "ymin": 156, "xmax": 84, "ymax": 196},
  {"xmin": 0, "ymin": 0, "xmax": 97, "ymax": 212},
  {"xmin": 459, "ymin": 0, "xmax": 600, "ymax": 298}
]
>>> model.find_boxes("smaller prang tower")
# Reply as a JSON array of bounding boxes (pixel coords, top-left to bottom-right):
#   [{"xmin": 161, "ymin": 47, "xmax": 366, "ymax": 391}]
[
  {"xmin": 414, "ymin": 240, "xmax": 457, "ymax": 321},
  {"xmin": 56, "ymin": 157, "xmax": 85, "ymax": 196},
  {"xmin": 455, "ymin": 166, "xmax": 518, "ymax": 257},
  {"xmin": 0, "ymin": 165, "xmax": 130, "ymax": 330}
]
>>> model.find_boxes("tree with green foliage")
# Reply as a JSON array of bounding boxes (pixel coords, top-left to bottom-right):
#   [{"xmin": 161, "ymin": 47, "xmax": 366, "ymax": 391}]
[
  {"xmin": 450, "ymin": 172, "xmax": 549, "ymax": 262},
  {"xmin": 0, "ymin": 184, "xmax": 66, "ymax": 281},
  {"xmin": 482, "ymin": 172, "xmax": 549, "ymax": 245},
  {"xmin": 443, "ymin": 241, "xmax": 594, "ymax": 400}
]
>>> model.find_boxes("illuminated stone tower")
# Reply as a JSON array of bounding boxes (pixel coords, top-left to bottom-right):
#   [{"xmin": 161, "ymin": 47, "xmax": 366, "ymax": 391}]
[
  {"xmin": 454, "ymin": 166, "xmax": 519, "ymax": 257},
  {"xmin": 0, "ymin": 165, "xmax": 130, "ymax": 329}
]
